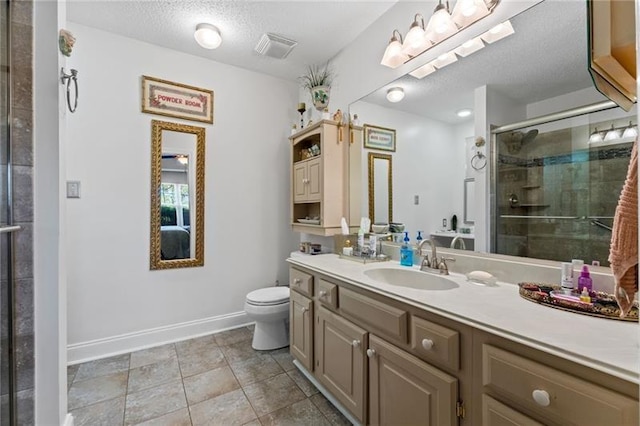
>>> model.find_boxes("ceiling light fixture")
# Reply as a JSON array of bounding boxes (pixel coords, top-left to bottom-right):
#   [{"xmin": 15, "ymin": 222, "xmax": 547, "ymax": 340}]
[
  {"xmin": 381, "ymin": 0, "xmax": 500, "ymax": 69},
  {"xmin": 454, "ymin": 36, "xmax": 485, "ymax": 57},
  {"xmin": 457, "ymin": 108, "xmax": 473, "ymax": 118},
  {"xmin": 431, "ymin": 51, "xmax": 458, "ymax": 69},
  {"xmin": 381, "ymin": 30, "xmax": 409, "ymax": 69},
  {"xmin": 604, "ymin": 124, "xmax": 621, "ymax": 141},
  {"xmin": 386, "ymin": 87, "xmax": 405, "ymax": 103},
  {"xmin": 589, "ymin": 128, "xmax": 603, "ymax": 143},
  {"xmin": 480, "ymin": 20, "xmax": 514, "ymax": 44},
  {"xmin": 402, "ymin": 14, "xmax": 429, "ymax": 57},
  {"xmin": 622, "ymin": 121, "xmax": 638, "ymax": 139},
  {"xmin": 409, "ymin": 63, "xmax": 437, "ymax": 79},
  {"xmin": 194, "ymin": 23, "xmax": 222, "ymax": 49}
]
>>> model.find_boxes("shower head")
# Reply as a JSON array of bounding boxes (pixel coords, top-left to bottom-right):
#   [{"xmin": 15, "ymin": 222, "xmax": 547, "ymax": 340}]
[{"xmin": 521, "ymin": 129, "xmax": 538, "ymax": 145}]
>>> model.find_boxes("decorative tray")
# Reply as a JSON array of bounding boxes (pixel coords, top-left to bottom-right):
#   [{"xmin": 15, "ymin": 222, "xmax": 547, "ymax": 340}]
[{"xmin": 518, "ymin": 282, "xmax": 638, "ymax": 322}]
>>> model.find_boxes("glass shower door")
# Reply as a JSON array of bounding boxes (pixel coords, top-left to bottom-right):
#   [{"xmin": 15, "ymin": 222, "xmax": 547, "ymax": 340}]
[
  {"xmin": 1, "ymin": 0, "xmax": 18, "ymax": 424},
  {"xmin": 493, "ymin": 105, "xmax": 636, "ymax": 266}
]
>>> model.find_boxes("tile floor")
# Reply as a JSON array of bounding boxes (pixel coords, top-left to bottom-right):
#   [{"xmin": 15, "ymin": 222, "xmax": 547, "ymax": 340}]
[{"xmin": 67, "ymin": 326, "xmax": 352, "ymax": 426}]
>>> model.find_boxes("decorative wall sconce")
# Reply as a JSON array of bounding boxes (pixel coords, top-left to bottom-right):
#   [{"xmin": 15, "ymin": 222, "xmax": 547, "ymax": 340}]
[
  {"xmin": 381, "ymin": 0, "xmax": 501, "ymax": 70},
  {"xmin": 194, "ymin": 23, "xmax": 222, "ymax": 49}
]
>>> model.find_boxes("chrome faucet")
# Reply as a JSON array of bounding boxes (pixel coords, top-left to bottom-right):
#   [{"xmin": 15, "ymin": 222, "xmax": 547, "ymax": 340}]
[
  {"xmin": 417, "ymin": 237, "xmax": 454, "ymax": 275},
  {"xmin": 450, "ymin": 235, "xmax": 466, "ymax": 250}
]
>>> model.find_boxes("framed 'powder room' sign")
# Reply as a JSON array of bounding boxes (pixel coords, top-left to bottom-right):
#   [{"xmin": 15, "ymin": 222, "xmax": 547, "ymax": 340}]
[{"xmin": 141, "ymin": 75, "xmax": 214, "ymax": 124}]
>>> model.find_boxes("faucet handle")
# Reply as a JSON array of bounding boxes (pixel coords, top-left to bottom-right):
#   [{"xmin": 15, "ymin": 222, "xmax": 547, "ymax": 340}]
[
  {"xmin": 420, "ymin": 255, "xmax": 431, "ymax": 269},
  {"xmin": 438, "ymin": 256, "xmax": 455, "ymax": 275}
]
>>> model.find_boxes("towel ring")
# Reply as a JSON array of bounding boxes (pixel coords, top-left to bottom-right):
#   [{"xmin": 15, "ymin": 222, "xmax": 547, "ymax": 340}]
[
  {"xmin": 471, "ymin": 152, "xmax": 487, "ymax": 171},
  {"xmin": 60, "ymin": 67, "xmax": 78, "ymax": 113}
]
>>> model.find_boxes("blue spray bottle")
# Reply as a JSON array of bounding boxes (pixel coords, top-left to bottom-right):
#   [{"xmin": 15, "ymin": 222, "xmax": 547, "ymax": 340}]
[{"xmin": 400, "ymin": 232, "xmax": 413, "ymax": 266}]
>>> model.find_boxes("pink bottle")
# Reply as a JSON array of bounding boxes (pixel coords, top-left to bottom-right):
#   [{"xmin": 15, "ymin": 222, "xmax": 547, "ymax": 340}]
[{"xmin": 577, "ymin": 265, "xmax": 593, "ymax": 293}]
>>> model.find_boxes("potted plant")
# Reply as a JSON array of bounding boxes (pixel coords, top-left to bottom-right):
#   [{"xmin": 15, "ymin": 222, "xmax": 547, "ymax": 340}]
[{"xmin": 300, "ymin": 62, "xmax": 334, "ymax": 111}]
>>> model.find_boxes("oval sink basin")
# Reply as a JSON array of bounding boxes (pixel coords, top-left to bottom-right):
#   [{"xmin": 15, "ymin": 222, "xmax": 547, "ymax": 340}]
[{"xmin": 364, "ymin": 268, "xmax": 459, "ymax": 291}]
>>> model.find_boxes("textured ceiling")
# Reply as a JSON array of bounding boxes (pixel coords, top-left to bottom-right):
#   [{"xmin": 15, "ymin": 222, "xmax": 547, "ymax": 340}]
[
  {"xmin": 360, "ymin": 1, "xmax": 596, "ymax": 124},
  {"xmin": 67, "ymin": 0, "xmax": 397, "ymax": 82}
]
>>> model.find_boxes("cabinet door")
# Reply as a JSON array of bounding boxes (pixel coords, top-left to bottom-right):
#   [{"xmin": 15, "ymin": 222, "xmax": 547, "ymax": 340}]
[
  {"xmin": 307, "ymin": 157, "xmax": 322, "ymax": 202},
  {"xmin": 293, "ymin": 162, "xmax": 308, "ymax": 202},
  {"xmin": 290, "ymin": 290, "xmax": 313, "ymax": 371},
  {"xmin": 316, "ymin": 306, "xmax": 367, "ymax": 423},
  {"xmin": 368, "ymin": 334, "xmax": 458, "ymax": 426}
]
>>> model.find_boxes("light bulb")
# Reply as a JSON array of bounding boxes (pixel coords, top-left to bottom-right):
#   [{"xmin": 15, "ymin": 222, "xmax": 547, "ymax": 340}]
[
  {"xmin": 604, "ymin": 125, "xmax": 620, "ymax": 141},
  {"xmin": 622, "ymin": 122, "xmax": 638, "ymax": 138},
  {"xmin": 459, "ymin": 0, "xmax": 477, "ymax": 17},
  {"xmin": 589, "ymin": 128, "xmax": 603, "ymax": 143}
]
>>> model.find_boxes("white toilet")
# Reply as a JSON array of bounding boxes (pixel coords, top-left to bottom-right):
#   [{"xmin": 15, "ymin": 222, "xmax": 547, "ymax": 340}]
[{"xmin": 244, "ymin": 286, "xmax": 290, "ymax": 350}]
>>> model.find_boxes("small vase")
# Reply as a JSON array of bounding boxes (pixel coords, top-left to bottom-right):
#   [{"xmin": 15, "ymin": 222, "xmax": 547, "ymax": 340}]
[{"xmin": 310, "ymin": 85, "xmax": 330, "ymax": 111}]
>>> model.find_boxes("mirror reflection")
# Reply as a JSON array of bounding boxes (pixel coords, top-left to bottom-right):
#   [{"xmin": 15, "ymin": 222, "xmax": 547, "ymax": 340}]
[
  {"xmin": 368, "ymin": 153, "xmax": 393, "ymax": 225},
  {"xmin": 150, "ymin": 120, "xmax": 205, "ymax": 269},
  {"xmin": 349, "ymin": 0, "xmax": 634, "ymax": 264}
]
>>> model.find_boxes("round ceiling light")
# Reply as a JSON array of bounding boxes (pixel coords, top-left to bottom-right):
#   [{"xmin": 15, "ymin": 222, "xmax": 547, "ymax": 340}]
[
  {"xmin": 194, "ymin": 23, "xmax": 222, "ymax": 49},
  {"xmin": 457, "ymin": 108, "xmax": 472, "ymax": 118},
  {"xmin": 386, "ymin": 87, "xmax": 405, "ymax": 103}
]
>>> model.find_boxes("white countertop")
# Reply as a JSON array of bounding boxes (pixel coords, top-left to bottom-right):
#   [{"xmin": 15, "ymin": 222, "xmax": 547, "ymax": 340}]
[{"xmin": 287, "ymin": 253, "xmax": 639, "ymax": 384}]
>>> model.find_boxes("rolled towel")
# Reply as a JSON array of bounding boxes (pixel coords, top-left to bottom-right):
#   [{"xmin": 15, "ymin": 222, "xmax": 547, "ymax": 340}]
[{"xmin": 608, "ymin": 141, "xmax": 638, "ymax": 317}]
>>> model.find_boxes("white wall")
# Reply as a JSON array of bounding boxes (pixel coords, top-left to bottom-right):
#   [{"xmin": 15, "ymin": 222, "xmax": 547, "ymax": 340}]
[
  {"xmin": 65, "ymin": 23, "xmax": 298, "ymax": 361},
  {"xmin": 34, "ymin": 0, "xmax": 68, "ymax": 423},
  {"xmin": 351, "ymin": 102, "xmax": 466, "ymax": 237}
]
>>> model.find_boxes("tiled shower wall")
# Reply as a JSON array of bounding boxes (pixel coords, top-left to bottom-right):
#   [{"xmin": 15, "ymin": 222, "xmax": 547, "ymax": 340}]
[
  {"xmin": 1, "ymin": 0, "xmax": 35, "ymax": 424},
  {"xmin": 496, "ymin": 126, "xmax": 631, "ymax": 266}
]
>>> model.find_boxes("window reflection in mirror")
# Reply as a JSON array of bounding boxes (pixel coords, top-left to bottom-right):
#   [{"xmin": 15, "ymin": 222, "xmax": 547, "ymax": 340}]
[{"xmin": 150, "ymin": 120, "xmax": 205, "ymax": 269}]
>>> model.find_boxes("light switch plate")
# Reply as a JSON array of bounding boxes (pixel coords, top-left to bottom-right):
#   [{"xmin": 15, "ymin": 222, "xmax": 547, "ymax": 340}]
[{"xmin": 66, "ymin": 181, "xmax": 81, "ymax": 198}]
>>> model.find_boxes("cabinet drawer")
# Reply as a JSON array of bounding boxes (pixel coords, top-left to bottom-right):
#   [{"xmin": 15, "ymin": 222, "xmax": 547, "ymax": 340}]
[
  {"xmin": 290, "ymin": 267, "xmax": 313, "ymax": 297},
  {"xmin": 339, "ymin": 287, "xmax": 407, "ymax": 344},
  {"xmin": 410, "ymin": 315, "xmax": 459, "ymax": 371},
  {"xmin": 483, "ymin": 345, "xmax": 639, "ymax": 426},
  {"xmin": 482, "ymin": 394, "xmax": 543, "ymax": 426},
  {"xmin": 317, "ymin": 279, "xmax": 338, "ymax": 309}
]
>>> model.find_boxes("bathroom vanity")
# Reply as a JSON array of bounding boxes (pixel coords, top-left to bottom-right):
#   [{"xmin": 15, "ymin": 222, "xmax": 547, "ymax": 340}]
[{"xmin": 287, "ymin": 253, "xmax": 639, "ymax": 426}]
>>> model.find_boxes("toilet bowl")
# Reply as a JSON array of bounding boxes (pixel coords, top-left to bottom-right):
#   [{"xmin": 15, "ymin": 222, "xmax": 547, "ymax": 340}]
[{"xmin": 244, "ymin": 286, "xmax": 290, "ymax": 350}]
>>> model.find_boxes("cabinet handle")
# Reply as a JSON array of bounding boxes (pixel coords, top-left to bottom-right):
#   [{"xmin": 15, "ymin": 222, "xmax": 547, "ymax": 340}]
[
  {"xmin": 293, "ymin": 278, "xmax": 301, "ymax": 286},
  {"xmin": 352, "ymin": 340, "xmax": 360, "ymax": 348},
  {"xmin": 532, "ymin": 389, "xmax": 550, "ymax": 407},
  {"xmin": 421, "ymin": 338, "xmax": 435, "ymax": 350},
  {"xmin": 318, "ymin": 290, "xmax": 327, "ymax": 298},
  {"xmin": 366, "ymin": 348, "xmax": 376, "ymax": 358}
]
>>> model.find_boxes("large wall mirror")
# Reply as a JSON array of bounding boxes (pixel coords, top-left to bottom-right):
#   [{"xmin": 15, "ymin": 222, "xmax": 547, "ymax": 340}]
[
  {"xmin": 368, "ymin": 152, "xmax": 393, "ymax": 224},
  {"xmin": 348, "ymin": 0, "xmax": 635, "ymax": 264},
  {"xmin": 150, "ymin": 120, "xmax": 205, "ymax": 269}
]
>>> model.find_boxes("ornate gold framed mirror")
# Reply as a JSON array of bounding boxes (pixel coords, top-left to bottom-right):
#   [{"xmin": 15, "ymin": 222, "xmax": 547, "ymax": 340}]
[
  {"xmin": 150, "ymin": 120, "xmax": 205, "ymax": 269},
  {"xmin": 368, "ymin": 152, "xmax": 393, "ymax": 225}
]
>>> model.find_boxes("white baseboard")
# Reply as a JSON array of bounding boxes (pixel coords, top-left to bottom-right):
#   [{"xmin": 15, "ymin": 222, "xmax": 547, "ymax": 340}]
[
  {"xmin": 63, "ymin": 413, "xmax": 74, "ymax": 426},
  {"xmin": 67, "ymin": 311, "xmax": 251, "ymax": 364}
]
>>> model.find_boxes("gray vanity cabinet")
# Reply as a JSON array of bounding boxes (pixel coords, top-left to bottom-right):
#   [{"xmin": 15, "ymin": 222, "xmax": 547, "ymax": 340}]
[
  {"xmin": 316, "ymin": 306, "xmax": 367, "ymax": 423},
  {"xmin": 368, "ymin": 334, "xmax": 458, "ymax": 426}
]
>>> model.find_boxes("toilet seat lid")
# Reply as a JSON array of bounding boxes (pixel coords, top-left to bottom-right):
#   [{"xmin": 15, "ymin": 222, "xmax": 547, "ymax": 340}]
[{"xmin": 246, "ymin": 287, "xmax": 290, "ymax": 305}]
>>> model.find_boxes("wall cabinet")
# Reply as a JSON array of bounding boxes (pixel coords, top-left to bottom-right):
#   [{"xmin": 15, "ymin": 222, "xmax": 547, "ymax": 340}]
[
  {"xmin": 293, "ymin": 157, "xmax": 321, "ymax": 203},
  {"xmin": 288, "ymin": 264, "xmax": 639, "ymax": 426},
  {"xmin": 290, "ymin": 120, "xmax": 346, "ymax": 236}
]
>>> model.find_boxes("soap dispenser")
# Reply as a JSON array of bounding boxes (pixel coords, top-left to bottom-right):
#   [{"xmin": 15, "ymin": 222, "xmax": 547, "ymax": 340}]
[
  {"xmin": 416, "ymin": 231, "xmax": 423, "ymax": 246},
  {"xmin": 578, "ymin": 265, "xmax": 593, "ymax": 293},
  {"xmin": 400, "ymin": 232, "xmax": 413, "ymax": 266}
]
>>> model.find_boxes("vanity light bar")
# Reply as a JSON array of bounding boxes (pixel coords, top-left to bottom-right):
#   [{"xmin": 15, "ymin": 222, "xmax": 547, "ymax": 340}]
[{"xmin": 409, "ymin": 20, "xmax": 513, "ymax": 79}]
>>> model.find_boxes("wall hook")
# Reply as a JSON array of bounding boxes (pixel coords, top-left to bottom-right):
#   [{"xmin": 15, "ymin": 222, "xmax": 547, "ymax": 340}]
[{"xmin": 60, "ymin": 67, "xmax": 79, "ymax": 113}]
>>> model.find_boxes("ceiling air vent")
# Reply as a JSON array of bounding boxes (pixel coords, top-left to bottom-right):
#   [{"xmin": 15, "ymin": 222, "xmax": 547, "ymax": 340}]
[{"xmin": 254, "ymin": 33, "xmax": 297, "ymax": 59}]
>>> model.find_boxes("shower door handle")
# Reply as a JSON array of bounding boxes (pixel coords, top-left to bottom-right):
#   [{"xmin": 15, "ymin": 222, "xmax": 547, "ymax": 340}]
[{"xmin": 0, "ymin": 225, "xmax": 21, "ymax": 234}]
